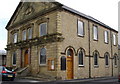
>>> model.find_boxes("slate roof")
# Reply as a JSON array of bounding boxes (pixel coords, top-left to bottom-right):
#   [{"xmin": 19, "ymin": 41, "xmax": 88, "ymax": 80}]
[{"xmin": 6, "ymin": 1, "xmax": 118, "ymax": 32}]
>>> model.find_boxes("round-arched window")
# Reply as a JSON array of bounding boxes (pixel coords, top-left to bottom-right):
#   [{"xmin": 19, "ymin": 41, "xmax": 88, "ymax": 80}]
[
  {"xmin": 40, "ymin": 48, "xmax": 46, "ymax": 64},
  {"xmin": 61, "ymin": 56, "xmax": 66, "ymax": 70},
  {"xmin": 12, "ymin": 52, "xmax": 16, "ymax": 65}
]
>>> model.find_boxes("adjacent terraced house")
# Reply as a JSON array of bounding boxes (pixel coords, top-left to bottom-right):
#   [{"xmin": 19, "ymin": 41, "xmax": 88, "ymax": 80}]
[
  {"xmin": 0, "ymin": 50, "xmax": 6, "ymax": 66},
  {"xmin": 5, "ymin": 1, "xmax": 118, "ymax": 80}
]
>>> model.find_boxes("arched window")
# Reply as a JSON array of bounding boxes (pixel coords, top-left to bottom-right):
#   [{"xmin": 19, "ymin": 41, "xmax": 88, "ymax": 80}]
[
  {"xmin": 93, "ymin": 51, "xmax": 99, "ymax": 66},
  {"xmin": 78, "ymin": 49, "xmax": 84, "ymax": 66},
  {"xmin": 40, "ymin": 48, "xmax": 46, "ymax": 64},
  {"xmin": 114, "ymin": 55, "xmax": 117, "ymax": 66},
  {"xmin": 67, "ymin": 49, "xmax": 72, "ymax": 56},
  {"xmin": 104, "ymin": 52, "xmax": 109, "ymax": 66},
  {"xmin": 61, "ymin": 56, "xmax": 66, "ymax": 70},
  {"xmin": 12, "ymin": 52, "xmax": 16, "ymax": 65}
]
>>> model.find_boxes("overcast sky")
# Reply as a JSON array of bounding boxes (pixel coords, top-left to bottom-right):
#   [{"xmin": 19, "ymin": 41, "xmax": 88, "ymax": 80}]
[{"xmin": 0, "ymin": 0, "xmax": 119, "ymax": 50}]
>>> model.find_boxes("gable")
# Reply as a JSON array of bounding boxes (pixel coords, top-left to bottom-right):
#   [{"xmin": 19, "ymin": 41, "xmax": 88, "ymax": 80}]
[{"xmin": 6, "ymin": 2, "xmax": 61, "ymax": 29}]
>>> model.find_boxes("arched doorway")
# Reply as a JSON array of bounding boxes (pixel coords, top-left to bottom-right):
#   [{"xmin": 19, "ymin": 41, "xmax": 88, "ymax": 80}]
[
  {"xmin": 67, "ymin": 49, "xmax": 74, "ymax": 79},
  {"xmin": 24, "ymin": 49, "xmax": 29, "ymax": 67}
]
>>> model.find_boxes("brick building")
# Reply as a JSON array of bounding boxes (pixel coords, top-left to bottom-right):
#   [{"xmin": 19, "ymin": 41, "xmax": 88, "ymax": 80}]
[{"xmin": 6, "ymin": 1, "xmax": 118, "ymax": 80}]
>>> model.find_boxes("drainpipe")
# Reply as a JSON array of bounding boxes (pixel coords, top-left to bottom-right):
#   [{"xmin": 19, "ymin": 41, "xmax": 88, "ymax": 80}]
[
  {"xmin": 88, "ymin": 20, "xmax": 91, "ymax": 78},
  {"xmin": 56, "ymin": 13, "xmax": 58, "ymax": 80},
  {"xmin": 110, "ymin": 30, "xmax": 113, "ymax": 76}
]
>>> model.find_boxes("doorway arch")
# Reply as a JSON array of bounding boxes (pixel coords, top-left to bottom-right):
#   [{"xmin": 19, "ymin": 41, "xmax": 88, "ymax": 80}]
[{"xmin": 67, "ymin": 49, "xmax": 74, "ymax": 79}]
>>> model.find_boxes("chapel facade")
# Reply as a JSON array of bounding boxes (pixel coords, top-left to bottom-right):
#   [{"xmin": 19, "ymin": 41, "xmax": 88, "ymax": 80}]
[{"xmin": 6, "ymin": 1, "xmax": 118, "ymax": 80}]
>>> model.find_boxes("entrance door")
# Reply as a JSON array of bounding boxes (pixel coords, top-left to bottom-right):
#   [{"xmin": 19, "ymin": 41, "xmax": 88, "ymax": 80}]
[
  {"xmin": 67, "ymin": 49, "xmax": 73, "ymax": 79},
  {"xmin": 24, "ymin": 50, "xmax": 29, "ymax": 67}
]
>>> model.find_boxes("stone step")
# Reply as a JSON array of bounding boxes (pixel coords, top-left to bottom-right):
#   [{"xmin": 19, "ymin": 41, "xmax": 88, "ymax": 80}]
[{"xmin": 16, "ymin": 65, "xmax": 30, "ymax": 77}]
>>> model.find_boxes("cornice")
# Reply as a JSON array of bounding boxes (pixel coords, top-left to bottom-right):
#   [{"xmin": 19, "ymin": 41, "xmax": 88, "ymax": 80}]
[{"xmin": 6, "ymin": 33, "xmax": 64, "ymax": 50}]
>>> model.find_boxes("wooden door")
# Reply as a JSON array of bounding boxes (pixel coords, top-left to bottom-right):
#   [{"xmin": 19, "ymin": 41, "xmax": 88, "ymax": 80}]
[
  {"xmin": 67, "ymin": 49, "xmax": 73, "ymax": 79},
  {"xmin": 24, "ymin": 50, "xmax": 29, "ymax": 67}
]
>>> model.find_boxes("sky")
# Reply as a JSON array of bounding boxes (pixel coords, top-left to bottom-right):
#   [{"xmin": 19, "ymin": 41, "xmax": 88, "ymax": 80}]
[{"xmin": 0, "ymin": 0, "xmax": 119, "ymax": 50}]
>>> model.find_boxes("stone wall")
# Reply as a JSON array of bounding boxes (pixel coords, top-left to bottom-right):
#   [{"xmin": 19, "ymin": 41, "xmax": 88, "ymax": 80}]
[
  {"xmin": 56, "ymin": 10, "xmax": 118, "ymax": 79},
  {"xmin": 6, "ymin": 2, "xmax": 118, "ymax": 80}
]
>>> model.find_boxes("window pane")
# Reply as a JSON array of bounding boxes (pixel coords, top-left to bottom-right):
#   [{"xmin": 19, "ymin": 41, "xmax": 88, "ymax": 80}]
[
  {"xmin": 41, "ymin": 48, "xmax": 46, "ymax": 55},
  {"xmin": 113, "ymin": 34, "xmax": 116, "ymax": 45},
  {"xmin": 13, "ymin": 52, "xmax": 16, "ymax": 65},
  {"xmin": 61, "ymin": 56, "xmax": 66, "ymax": 70},
  {"xmin": 114, "ymin": 56, "xmax": 117, "ymax": 65},
  {"xmin": 104, "ymin": 31, "xmax": 108, "ymax": 43},
  {"xmin": 78, "ymin": 20, "xmax": 84, "ymax": 36},
  {"xmin": 40, "ymin": 48, "xmax": 46, "ymax": 64},
  {"xmin": 105, "ymin": 55, "xmax": 109, "ymax": 65},
  {"xmin": 28, "ymin": 28, "xmax": 32, "ymax": 39},
  {"xmin": 78, "ymin": 51, "xmax": 83, "ymax": 65},
  {"xmin": 22, "ymin": 30, "xmax": 26, "ymax": 40},
  {"xmin": 94, "ymin": 53, "xmax": 98, "ymax": 65},
  {"xmin": 13, "ymin": 33, "xmax": 17, "ymax": 43},
  {"xmin": 67, "ymin": 50, "xmax": 71, "ymax": 56},
  {"xmin": 93, "ymin": 26, "xmax": 98, "ymax": 40},
  {"xmin": 40, "ymin": 55, "xmax": 46, "ymax": 64},
  {"xmin": 40, "ymin": 23, "xmax": 47, "ymax": 36}
]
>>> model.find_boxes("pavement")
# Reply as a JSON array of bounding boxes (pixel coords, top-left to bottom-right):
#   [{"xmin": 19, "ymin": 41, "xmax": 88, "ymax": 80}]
[
  {"xmin": 62, "ymin": 76, "xmax": 117, "ymax": 82},
  {"xmin": 17, "ymin": 76, "xmax": 118, "ymax": 82}
]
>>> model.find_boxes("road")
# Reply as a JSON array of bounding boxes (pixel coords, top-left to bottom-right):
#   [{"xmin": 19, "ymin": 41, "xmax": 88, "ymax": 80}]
[
  {"xmin": 1, "ymin": 78, "xmax": 120, "ymax": 84},
  {"xmin": 1, "ymin": 78, "xmax": 41, "ymax": 84}
]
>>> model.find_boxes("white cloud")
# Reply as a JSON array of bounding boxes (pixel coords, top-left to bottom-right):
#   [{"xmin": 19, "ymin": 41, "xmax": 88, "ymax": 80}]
[{"xmin": 0, "ymin": 0, "xmax": 20, "ymax": 19}]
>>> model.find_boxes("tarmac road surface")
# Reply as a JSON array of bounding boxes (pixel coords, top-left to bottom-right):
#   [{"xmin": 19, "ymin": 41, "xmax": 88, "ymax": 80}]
[{"xmin": 1, "ymin": 77, "xmax": 119, "ymax": 84}]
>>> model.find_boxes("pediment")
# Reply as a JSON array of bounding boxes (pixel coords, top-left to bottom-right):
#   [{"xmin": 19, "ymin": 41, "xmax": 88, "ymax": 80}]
[{"xmin": 7, "ymin": 2, "xmax": 59, "ymax": 28}]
